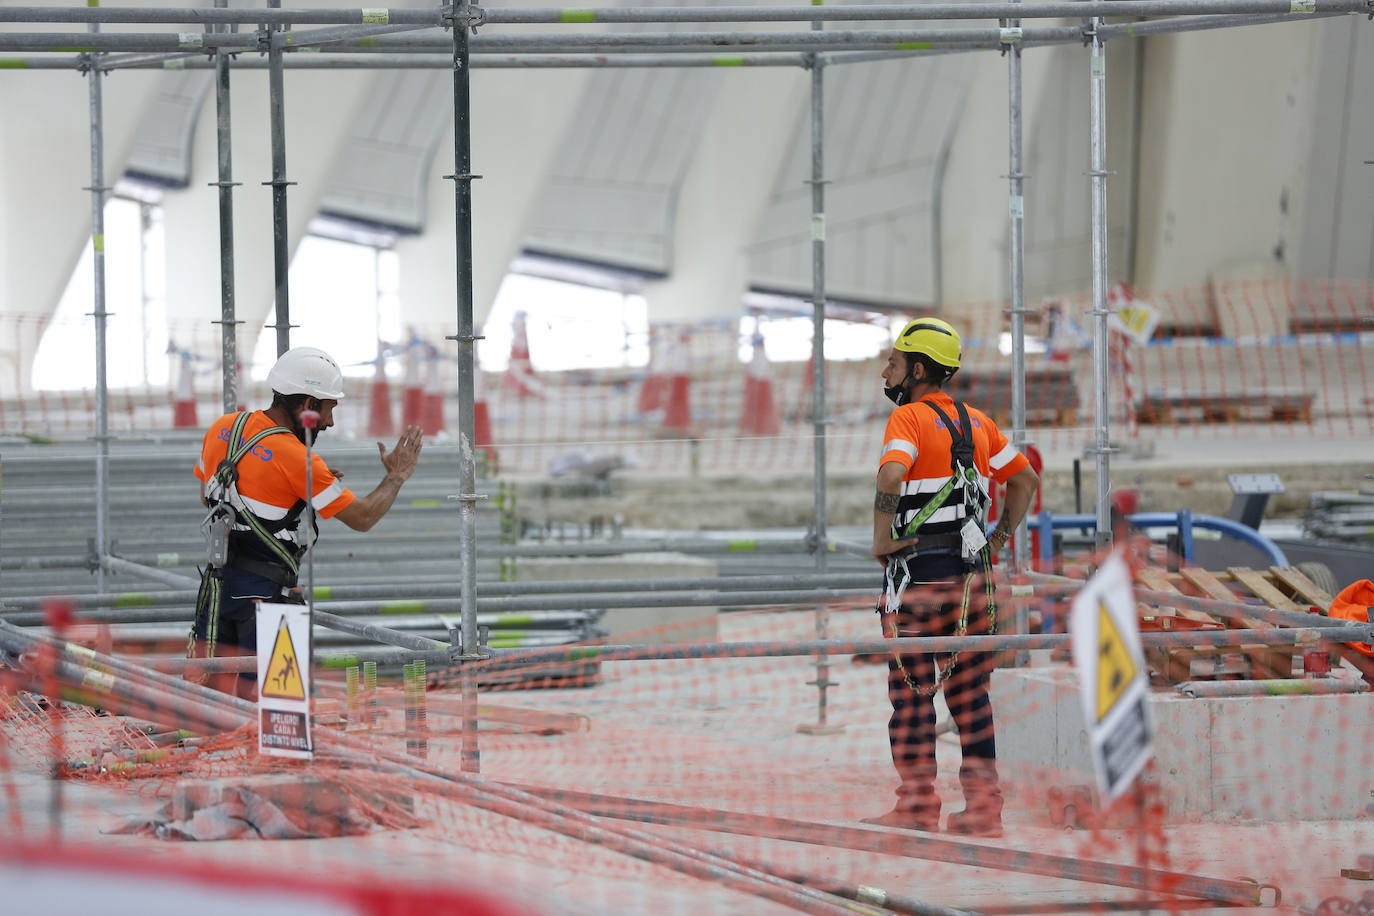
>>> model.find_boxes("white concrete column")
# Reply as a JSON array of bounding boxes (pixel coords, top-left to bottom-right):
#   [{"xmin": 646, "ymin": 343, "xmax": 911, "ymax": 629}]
[
  {"xmin": 394, "ymin": 65, "xmax": 595, "ymax": 335},
  {"xmin": 0, "ymin": 69, "xmax": 158, "ymax": 396},
  {"xmin": 1132, "ymin": 24, "xmax": 1320, "ymax": 293},
  {"xmin": 640, "ymin": 68, "xmax": 808, "ymax": 323},
  {"xmin": 162, "ymin": 68, "xmax": 373, "ymax": 359}
]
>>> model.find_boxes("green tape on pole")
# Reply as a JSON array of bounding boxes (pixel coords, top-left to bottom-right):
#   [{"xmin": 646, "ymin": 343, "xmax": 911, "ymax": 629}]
[
  {"xmin": 726, "ymin": 539, "xmax": 757, "ymax": 551},
  {"xmin": 114, "ymin": 594, "xmax": 150, "ymax": 607},
  {"xmin": 312, "ymin": 586, "xmax": 333, "ymax": 601},
  {"xmin": 323, "ymin": 655, "xmax": 360, "ymax": 669},
  {"xmin": 713, "ymin": 56, "xmax": 746, "ymax": 67},
  {"xmin": 567, "ymin": 647, "xmax": 600, "ymax": 660},
  {"xmin": 92, "ymin": 234, "xmax": 104, "ymax": 253},
  {"xmin": 560, "ymin": 10, "xmax": 598, "ymax": 22},
  {"xmin": 88, "ymin": 0, "xmax": 99, "ymax": 7},
  {"xmin": 361, "ymin": 8, "xmax": 390, "ymax": 24},
  {"xmin": 382, "ymin": 600, "xmax": 427, "ymax": 615},
  {"xmin": 0, "ymin": 60, "xmax": 29, "ymax": 69},
  {"xmin": 410, "ymin": 498, "xmax": 442, "ymax": 507},
  {"xmin": 895, "ymin": 42, "xmax": 933, "ymax": 50},
  {"xmin": 494, "ymin": 614, "xmax": 534, "ymax": 626},
  {"xmin": 53, "ymin": 47, "xmax": 100, "ymax": 53},
  {"xmin": 488, "ymin": 636, "xmax": 531, "ymax": 648}
]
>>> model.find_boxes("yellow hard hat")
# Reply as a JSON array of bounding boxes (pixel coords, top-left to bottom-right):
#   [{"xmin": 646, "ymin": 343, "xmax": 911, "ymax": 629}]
[{"xmin": 893, "ymin": 317, "xmax": 961, "ymax": 369}]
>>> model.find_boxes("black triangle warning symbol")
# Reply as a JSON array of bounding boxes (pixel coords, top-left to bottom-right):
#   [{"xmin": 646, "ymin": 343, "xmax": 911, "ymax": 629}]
[
  {"xmin": 261, "ymin": 616, "xmax": 306, "ymax": 701},
  {"xmin": 1096, "ymin": 601, "xmax": 1135, "ymax": 722}
]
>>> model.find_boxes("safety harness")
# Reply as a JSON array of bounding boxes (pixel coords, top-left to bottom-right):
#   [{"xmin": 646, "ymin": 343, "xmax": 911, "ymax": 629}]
[
  {"xmin": 188, "ymin": 411, "xmax": 302, "ymax": 661},
  {"xmin": 881, "ymin": 399, "xmax": 999, "ymax": 697}
]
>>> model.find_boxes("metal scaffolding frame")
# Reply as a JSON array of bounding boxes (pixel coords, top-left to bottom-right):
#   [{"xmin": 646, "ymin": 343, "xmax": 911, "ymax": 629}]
[{"xmin": 2, "ymin": 1, "xmax": 1362, "ymax": 776}]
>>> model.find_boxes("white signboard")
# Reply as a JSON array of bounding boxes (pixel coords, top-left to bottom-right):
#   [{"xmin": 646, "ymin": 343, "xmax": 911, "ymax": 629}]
[
  {"xmin": 256, "ymin": 602, "xmax": 313, "ymax": 760},
  {"xmin": 1069, "ymin": 552, "xmax": 1152, "ymax": 800}
]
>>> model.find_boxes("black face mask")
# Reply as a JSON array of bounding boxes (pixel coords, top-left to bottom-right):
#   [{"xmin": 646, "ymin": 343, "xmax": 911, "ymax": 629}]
[
  {"xmin": 290, "ymin": 399, "xmax": 325, "ymax": 445},
  {"xmin": 884, "ymin": 383, "xmax": 908, "ymax": 406}
]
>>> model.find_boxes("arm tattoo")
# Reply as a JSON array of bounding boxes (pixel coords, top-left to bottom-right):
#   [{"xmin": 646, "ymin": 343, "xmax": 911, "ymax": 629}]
[{"xmin": 874, "ymin": 491, "xmax": 900, "ymax": 513}]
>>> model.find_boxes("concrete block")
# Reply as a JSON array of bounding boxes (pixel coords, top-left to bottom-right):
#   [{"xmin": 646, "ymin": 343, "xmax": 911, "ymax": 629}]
[
  {"xmin": 171, "ymin": 774, "xmax": 352, "ymax": 823},
  {"xmin": 517, "ymin": 551, "xmax": 718, "ymax": 645},
  {"xmin": 993, "ymin": 667, "xmax": 1373, "ymax": 823}
]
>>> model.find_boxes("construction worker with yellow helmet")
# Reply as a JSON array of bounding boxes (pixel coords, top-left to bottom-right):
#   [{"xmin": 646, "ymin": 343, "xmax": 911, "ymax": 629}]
[
  {"xmin": 864, "ymin": 317, "xmax": 1039, "ymax": 837},
  {"xmin": 190, "ymin": 346, "xmax": 424, "ymax": 699}
]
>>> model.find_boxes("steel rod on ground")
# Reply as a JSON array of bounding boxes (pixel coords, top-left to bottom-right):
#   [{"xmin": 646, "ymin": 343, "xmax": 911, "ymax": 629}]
[{"xmin": 502, "ymin": 786, "xmax": 1274, "ymax": 907}]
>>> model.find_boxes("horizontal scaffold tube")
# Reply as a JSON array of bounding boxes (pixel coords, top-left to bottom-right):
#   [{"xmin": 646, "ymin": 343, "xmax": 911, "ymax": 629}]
[
  {"xmin": 161, "ymin": 622, "xmax": 1374, "ymax": 675},
  {"xmin": 0, "ymin": 13, "xmax": 1352, "ymax": 55},
  {"xmin": 0, "ymin": 0, "xmax": 1365, "ymax": 25},
  {"xmin": 0, "ymin": 571, "xmax": 881, "ymax": 610}
]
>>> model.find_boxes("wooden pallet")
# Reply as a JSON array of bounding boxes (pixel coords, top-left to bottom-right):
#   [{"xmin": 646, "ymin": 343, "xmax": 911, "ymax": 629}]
[
  {"xmin": 1131, "ymin": 564, "xmax": 1373, "ymax": 684},
  {"xmin": 1137, "ymin": 392, "xmax": 1314, "ymax": 424}
]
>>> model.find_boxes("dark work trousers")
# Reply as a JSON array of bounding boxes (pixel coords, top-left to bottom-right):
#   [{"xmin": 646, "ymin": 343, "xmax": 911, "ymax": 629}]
[
  {"xmin": 880, "ymin": 551, "xmax": 1000, "ymax": 818},
  {"xmin": 190, "ymin": 565, "xmax": 294, "ymax": 700}
]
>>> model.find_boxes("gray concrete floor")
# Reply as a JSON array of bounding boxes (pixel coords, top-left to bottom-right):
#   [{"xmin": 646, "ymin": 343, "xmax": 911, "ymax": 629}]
[{"xmin": 4, "ymin": 609, "xmax": 1371, "ymax": 915}]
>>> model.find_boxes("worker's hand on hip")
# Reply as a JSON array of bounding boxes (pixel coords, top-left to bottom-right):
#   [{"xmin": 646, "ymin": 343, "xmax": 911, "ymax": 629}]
[
  {"xmin": 872, "ymin": 533, "xmax": 918, "ymax": 564},
  {"xmin": 379, "ymin": 426, "xmax": 423, "ymax": 481}
]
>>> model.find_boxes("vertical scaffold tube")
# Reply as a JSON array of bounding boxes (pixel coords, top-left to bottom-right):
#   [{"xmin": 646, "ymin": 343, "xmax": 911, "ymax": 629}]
[
  {"xmin": 1006, "ymin": 6, "xmax": 1027, "ymax": 578},
  {"xmin": 87, "ymin": 24, "xmax": 109, "ymax": 599},
  {"xmin": 450, "ymin": 0, "xmax": 482, "ymax": 774},
  {"xmin": 214, "ymin": 0, "xmax": 238, "ymax": 413},
  {"xmin": 1088, "ymin": 16, "xmax": 1112, "ymax": 547},
  {"xmin": 803, "ymin": 16, "xmax": 837, "ymax": 732},
  {"xmin": 267, "ymin": 0, "xmax": 291, "ymax": 357}
]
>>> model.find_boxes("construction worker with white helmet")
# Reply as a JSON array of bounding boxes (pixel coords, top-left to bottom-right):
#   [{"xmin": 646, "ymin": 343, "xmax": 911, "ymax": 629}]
[
  {"xmin": 190, "ymin": 346, "xmax": 423, "ymax": 699},
  {"xmin": 864, "ymin": 317, "xmax": 1039, "ymax": 838}
]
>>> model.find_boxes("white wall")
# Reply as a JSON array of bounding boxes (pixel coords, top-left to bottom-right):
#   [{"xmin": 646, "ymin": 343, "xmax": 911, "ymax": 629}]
[{"xmin": 641, "ymin": 67, "xmax": 809, "ymax": 322}]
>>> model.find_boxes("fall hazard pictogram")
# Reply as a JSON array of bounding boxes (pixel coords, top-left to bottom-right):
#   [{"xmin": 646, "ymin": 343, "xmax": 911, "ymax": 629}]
[{"xmin": 261, "ymin": 616, "xmax": 306, "ymax": 701}]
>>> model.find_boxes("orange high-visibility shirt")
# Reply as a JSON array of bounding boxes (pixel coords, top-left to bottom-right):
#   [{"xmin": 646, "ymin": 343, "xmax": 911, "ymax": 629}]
[
  {"xmin": 194, "ymin": 410, "xmax": 356, "ymax": 532},
  {"xmin": 878, "ymin": 392, "xmax": 1029, "ymax": 539}
]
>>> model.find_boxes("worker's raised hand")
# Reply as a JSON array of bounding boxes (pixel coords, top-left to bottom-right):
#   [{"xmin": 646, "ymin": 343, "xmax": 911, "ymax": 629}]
[{"xmin": 378, "ymin": 425, "xmax": 423, "ymax": 482}]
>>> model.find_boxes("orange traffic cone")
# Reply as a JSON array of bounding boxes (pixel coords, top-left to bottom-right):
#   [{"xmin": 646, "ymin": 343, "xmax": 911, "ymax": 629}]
[
  {"xmin": 658, "ymin": 330, "xmax": 693, "ymax": 437},
  {"xmin": 419, "ymin": 350, "xmax": 445, "ymax": 436},
  {"xmin": 401, "ymin": 339, "xmax": 423, "ymax": 429},
  {"xmin": 636, "ymin": 325, "xmax": 668, "ymax": 413},
  {"xmin": 473, "ymin": 360, "xmax": 495, "ymax": 457},
  {"xmin": 171, "ymin": 349, "xmax": 197, "ymax": 428},
  {"xmin": 739, "ymin": 332, "xmax": 780, "ymax": 436},
  {"xmin": 366, "ymin": 354, "xmax": 394, "ymax": 438},
  {"xmin": 502, "ymin": 310, "xmax": 539, "ymax": 398}
]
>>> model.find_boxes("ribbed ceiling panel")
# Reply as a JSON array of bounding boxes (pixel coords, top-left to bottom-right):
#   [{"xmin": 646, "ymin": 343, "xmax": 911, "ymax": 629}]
[{"xmin": 123, "ymin": 71, "xmax": 213, "ymax": 188}]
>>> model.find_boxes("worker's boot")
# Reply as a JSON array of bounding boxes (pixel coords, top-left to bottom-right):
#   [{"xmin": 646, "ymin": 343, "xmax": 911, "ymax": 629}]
[
  {"xmin": 946, "ymin": 759, "xmax": 1003, "ymax": 838},
  {"xmin": 862, "ymin": 763, "xmax": 940, "ymax": 831}
]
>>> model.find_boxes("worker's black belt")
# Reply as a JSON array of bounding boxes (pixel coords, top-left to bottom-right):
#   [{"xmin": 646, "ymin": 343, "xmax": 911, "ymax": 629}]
[
  {"xmin": 893, "ymin": 532, "xmax": 964, "ymax": 557},
  {"xmin": 226, "ymin": 554, "xmax": 298, "ymax": 589}
]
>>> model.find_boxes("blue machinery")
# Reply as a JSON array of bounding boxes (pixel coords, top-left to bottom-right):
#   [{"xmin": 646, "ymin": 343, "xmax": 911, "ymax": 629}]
[{"xmin": 1032, "ymin": 510, "xmax": 1290, "ymax": 568}]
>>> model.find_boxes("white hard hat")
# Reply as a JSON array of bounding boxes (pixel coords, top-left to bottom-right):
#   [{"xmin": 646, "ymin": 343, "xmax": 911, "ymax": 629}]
[{"xmin": 267, "ymin": 347, "xmax": 346, "ymax": 400}]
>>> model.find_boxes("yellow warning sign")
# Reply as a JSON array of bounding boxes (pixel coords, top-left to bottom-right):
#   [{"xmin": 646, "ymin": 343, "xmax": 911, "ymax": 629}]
[
  {"xmin": 261, "ymin": 616, "xmax": 305, "ymax": 701},
  {"xmin": 1096, "ymin": 601, "xmax": 1136, "ymax": 721}
]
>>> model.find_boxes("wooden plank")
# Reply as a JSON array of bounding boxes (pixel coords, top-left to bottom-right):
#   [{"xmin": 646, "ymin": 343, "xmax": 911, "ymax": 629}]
[
  {"xmin": 1269, "ymin": 566, "xmax": 1335, "ymax": 612},
  {"xmin": 1135, "ymin": 568, "xmax": 1215, "ymax": 623},
  {"xmin": 1227, "ymin": 567, "xmax": 1306, "ymax": 614},
  {"xmin": 1181, "ymin": 568, "xmax": 1292, "ymax": 680}
]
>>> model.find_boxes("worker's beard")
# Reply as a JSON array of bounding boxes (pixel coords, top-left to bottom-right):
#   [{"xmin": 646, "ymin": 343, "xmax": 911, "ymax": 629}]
[{"xmin": 290, "ymin": 416, "xmax": 327, "ymax": 446}]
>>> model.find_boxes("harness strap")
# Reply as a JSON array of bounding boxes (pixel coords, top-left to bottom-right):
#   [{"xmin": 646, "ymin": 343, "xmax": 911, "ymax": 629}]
[{"xmin": 206, "ymin": 411, "xmax": 302, "ymax": 575}]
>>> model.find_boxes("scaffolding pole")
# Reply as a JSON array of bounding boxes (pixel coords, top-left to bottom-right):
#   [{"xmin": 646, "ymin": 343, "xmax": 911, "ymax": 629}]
[
  {"xmin": 1088, "ymin": 15, "xmax": 1113, "ymax": 546},
  {"xmin": 212, "ymin": 0, "xmax": 238, "ymax": 413},
  {"xmin": 84, "ymin": 31, "xmax": 110, "ymax": 602},
  {"xmin": 267, "ymin": 2, "xmax": 292, "ymax": 357},
  {"xmin": 446, "ymin": 0, "xmax": 485, "ymax": 775},
  {"xmin": 1, "ymin": 0, "xmax": 1363, "ymax": 26}
]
